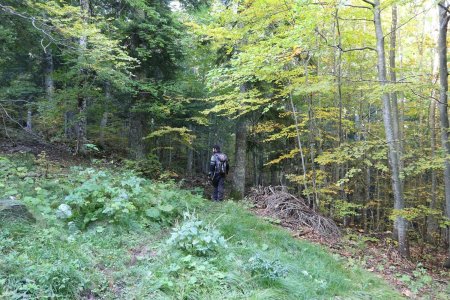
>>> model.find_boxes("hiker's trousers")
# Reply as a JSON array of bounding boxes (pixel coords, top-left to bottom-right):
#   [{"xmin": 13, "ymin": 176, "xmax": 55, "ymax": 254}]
[{"xmin": 212, "ymin": 175, "xmax": 225, "ymax": 201}]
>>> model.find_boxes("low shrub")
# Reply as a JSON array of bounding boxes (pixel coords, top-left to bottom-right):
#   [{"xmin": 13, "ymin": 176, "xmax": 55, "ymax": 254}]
[
  {"xmin": 167, "ymin": 213, "xmax": 227, "ymax": 256},
  {"xmin": 123, "ymin": 154, "xmax": 162, "ymax": 179},
  {"xmin": 245, "ymin": 253, "xmax": 288, "ymax": 280},
  {"xmin": 62, "ymin": 168, "xmax": 201, "ymax": 229},
  {"xmin": 152, "ymin": 253, "xmax": 230, "ymax": 298}
]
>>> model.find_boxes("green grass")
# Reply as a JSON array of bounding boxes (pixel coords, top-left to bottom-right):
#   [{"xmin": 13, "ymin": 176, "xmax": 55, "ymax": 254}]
[
  {"xmin": 198, "ymin": 203, "xmax": 402, "ymax": 300},
  {"xmin": 0, "ymin": 154, "xmax": 402, "ymax": 299}
]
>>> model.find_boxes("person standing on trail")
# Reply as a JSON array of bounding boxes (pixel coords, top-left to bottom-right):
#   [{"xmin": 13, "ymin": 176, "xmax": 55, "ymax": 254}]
[{"xmin": 208, "ymin": 145, "xmax": 229, "ymax": 201}]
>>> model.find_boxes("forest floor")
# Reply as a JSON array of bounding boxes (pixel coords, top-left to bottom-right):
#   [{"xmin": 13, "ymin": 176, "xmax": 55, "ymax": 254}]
[{"xmin": 0, "ymin": 139, "xmax": 449, "ymax": 299}]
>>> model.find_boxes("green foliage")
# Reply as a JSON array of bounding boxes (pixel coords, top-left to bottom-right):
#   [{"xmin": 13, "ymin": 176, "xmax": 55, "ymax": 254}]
[
  {"xmin": 123, "ymin": 154, "xmax": 163, "ymax": 179},
  {"xmin": 0, "ymin": 154, "xmax": 402, "ymax": 299},
  {"xmin": 344, "ymin": 233, "xmax": 380, "ymax": 252},
  {"xmin": 396, "ymin": 263, "xmax": 433, "ymax": 294},
  {"xmin": 0, "ymin": 154, "xmax": 36, "ymax": 200},
  {"xmin": 334, "ymin": 200, "xmax": 363, "ymax": 218},
  {"xmin": 151, "ymin": 253, "xmax": 230, "ymax": 298},
  {"xmin": 63, "ymin": 168, "xmax": 145, "ymax": 227},
  {"xmin": 62, "ymin": 167, "xmax": 196, "ymax": 228},
  {"xmin": 167, "ymin": 213, "xmax": 227, "ymax": 256},
  {"xmin": 390, "ymin": 205, "xmax": 444, "ymax": 223},
  {"xmin": 145, "ymin": 126, "xmax": 195, "ymax": 146},
  {"xmin": 245, "ymin": 253, "xmax": 288, "ymax": 280},
  {"xmin": 0, "ymin": 225, "xmax": 94, "ymax": 299}
]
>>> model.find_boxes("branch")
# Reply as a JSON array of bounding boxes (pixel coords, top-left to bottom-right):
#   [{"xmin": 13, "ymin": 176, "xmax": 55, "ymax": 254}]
[
  {"xmin": 330, "ymin": 75, "xmax": 413, "ymax": 84},
  {"xmin": 315, "ymin": 28, "xmax": 376, "ymax": 53},
  {"xmin": 0, "ymin": 99, "xmax": 33, "ymax": 104},
  {"xmin": 343, "ymin": 4, "xmax": 372, "ymax": 10},
  {"xmin": 0, "ymin": 4, "xmax": 74, "ymax": 50},
  {"xmin": 338, "ymin": 16, "xmax": 373, "ymax": 22},
  {"xmin": 408, "ymin": 86, "xmax": 443, "ymax": 104},
  {"xmin": 361, "ymin": 0, "xmax": 375, "ymax": 7},
  {"xmin": 0, "ymin": 3, "xmax": 30, "ymax": 19},
  {"xmin": 384, "ymin": 5, "xmax": 434, "ymax": 38},
  {"xmin": 339, "ymin": 46, "xmax": 377, "ymax": 52},
  {"xmin": 0, "ymin": 102, "xmax": 68, "ymax": 149},
  {"xmin": 438, "ymin": 3, "xmax": 450, "ymax": 15}
]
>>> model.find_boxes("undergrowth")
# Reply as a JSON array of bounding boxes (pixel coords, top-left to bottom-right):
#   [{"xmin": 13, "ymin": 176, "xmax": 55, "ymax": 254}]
[{"xmin": 0, "ymin": 153, "xmax": 403, "ymax": 299}]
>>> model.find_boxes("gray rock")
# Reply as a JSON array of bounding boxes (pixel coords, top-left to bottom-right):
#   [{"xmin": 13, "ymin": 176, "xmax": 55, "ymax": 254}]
[{"xmin": 0, "ymin": 199, "xmax": 35, "ymax": 222}]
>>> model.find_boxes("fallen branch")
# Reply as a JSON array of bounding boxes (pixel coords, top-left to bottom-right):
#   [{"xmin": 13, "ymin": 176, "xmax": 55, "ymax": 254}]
[{"xmin": 246, "ymin": 186, "xmax": 341, "ymax": 238}]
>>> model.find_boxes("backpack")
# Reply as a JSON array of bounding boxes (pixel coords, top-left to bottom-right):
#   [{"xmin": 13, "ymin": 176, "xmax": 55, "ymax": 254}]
[{"xmin": 215, "ymin": 153, "xmax": 228, "ymax": 175}]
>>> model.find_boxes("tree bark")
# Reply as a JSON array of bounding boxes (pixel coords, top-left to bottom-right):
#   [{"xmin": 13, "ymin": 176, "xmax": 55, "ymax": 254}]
[
  {"xmin": 389, "ymin": 5, "xmax": 405, "ymax": 242},
  {"xmin": 99, "ymin": 82, "xmax": 110, "ymax": 148},
  {"xmin": 334, "ymin": 9, "xmax": 343, "ymax": 145},
  {"xmin": 231, "ymin": 116, "xmax": 248, "ymax": 199},
  {"xmin": 129, "ymin": 112, "xmax": 145, "ymax": 159},
  {"xmin": 44, "ymin": 49, "xmax": 54, "ymax": 101},
  {"xmin": 428, "ymin": 34, "xmax": 440, "ymax": 242},
  {"xmin": 76, "ymin": 0, "xmax": 90, "ymax": 154},
  {"xmin": 437, "ymin": 1, "xmax": 450, "ymax": 267},
  {"xmin": 389, "ymin": 6, "xmax": 402, "ymax": 167},
  {"xmin": 373, "ymin": 0, "xmax": 409, "ymax": 258},
  {"xmin": 186, "ymin": 125, "xmax": 194, "ymax": 176},
  {"xmin": 26, "ymin": 109, "xmax": 32, "ymax": 132}
]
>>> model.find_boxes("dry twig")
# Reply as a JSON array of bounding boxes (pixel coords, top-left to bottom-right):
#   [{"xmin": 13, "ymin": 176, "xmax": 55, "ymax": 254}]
[{"xmin": 247, "ymin": 186, "xmax": 340, "ymax": 238}]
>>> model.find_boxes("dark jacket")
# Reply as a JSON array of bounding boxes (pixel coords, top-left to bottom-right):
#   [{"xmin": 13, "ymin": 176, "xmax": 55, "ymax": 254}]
[{"xmin": 209, "ymin": 152, "xmax": 229, "ymax": 176}]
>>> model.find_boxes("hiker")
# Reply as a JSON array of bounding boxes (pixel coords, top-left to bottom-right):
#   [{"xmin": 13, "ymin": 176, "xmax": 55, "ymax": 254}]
[{"xmin": 208, "ymin": 145, "xmax": 229, "ymax": 201}]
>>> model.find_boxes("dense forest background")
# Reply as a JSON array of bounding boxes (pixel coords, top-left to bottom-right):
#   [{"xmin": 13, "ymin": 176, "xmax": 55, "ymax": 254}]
[{"xmin": 1, "ymin": 0, "xmax": 450, "ymax": 266}]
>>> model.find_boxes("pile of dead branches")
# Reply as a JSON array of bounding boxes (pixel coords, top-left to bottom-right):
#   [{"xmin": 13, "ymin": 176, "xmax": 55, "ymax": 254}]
[{"xmin": 247, "ymin": 186, "xmax": 340, "ymax": 238}]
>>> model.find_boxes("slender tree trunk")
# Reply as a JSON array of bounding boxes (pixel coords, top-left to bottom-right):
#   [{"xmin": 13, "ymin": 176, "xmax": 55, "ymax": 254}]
[
  {"xmin": 389, "ymin": 6, "xmax": 402, "ymax": 167},
  {"xmin": 334, "ymin": 9, "xmax": 343, "ymax": 146},
  {"xmin": 186, "ymin": 125, "xmax": 194, "ymax": 176},
  {"xmin": 129, "ymin": 112, "xmax": 145, "ymax": 159},
  {"xmin": 289, "ymin": 89, "xmax": 311, "ymax": 207},
  {"xmin": 99, "ymin": 112, "xmax": 108, "ymax": 147},
  {"xmin": 428, "ymin": 101, "xmax": 438, "ymax": 238},
  {"xmin": 373, "ymin": 0, "xmax": 409, "ymax": 257},
  {"xmin": 26, "ymin": 109, "xmax": 32, "ymax": 132},
  {"xmin": 437, "ymin": 1, "xmax": 450, "ymax": 267},
  {"xmin": 427, "ymin": 50, "xmax": 440, "ymax": 242},
  {"xmin": 76, "ymin": 0, "xmax": 90, "ymax": 154},
  {"xmin": 308, "ymin": 95, "xmax": 319, "ymax": 205},
  {"xmin": 44, "ymin": 49, "xmax": 54, "ymax": 101},
  {"xmin": 253, "ymin": 147, "xmax": 258, "ymax": 186},
  {"xmin": 334, "ymin": 10, "xmax": 347, "ymax": 213},
  {"xmin": 389, "ymin": 5, "xmax": 404, "ymax": 241},
  {"xmin": 232, "ymin": 117, "xmax": 247, "ymax": 199},
  {"xmin": 99, "ymin": 82, "xmax": 110, "ymax": 148}
]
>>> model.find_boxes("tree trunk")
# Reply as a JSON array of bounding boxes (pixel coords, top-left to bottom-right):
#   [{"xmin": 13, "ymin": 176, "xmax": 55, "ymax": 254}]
[
  {"xmin": 129, "ymin": 112, "xmax": 145, "ymax": 159},
  {"xmin": 76, "ymin": 0, "xmax": 90, "ymax": 154},
  {"xmin": 253, "ymin": 147, "xmax": 258, "ymax": 186},
  {"xmin": 186, "ymin": 125, "xmax": 194, "ymax": 176},
  {"xmin": 389, "ymin": 5, "xmax": 405, "ymax": 242},
  {"xmin": 99, "ymin": 82, "xmax": 110, "ymax": 149},
  {"xmin": 308, "ymin": 95, "xmax": 319, "ymax": 205},
  {"xmin": 26, "ymin": 109, "xmax": 32, "ymax": 132},
  {"xmin": 389, "ymin": 6, "xmax": 402, "ymax": 168},
  {"xmin": 44, "ymin": 49, "xmax": 54, "ymax": 101},
  {"xmin": 335, "ymin": 9, "xmax": 343, "ymax": 146},
  {"xmin": 373, "ymin": 0, "xmax": 409, "ymax": 258},
  {"xmin": 428, "ymin": 36, "xmax": 440, "ymax": 242},
  {"xmin": 437, "ymin": 1, "xmax": 450, "ymax": 267},
  {"xmin": 231, "ymin": 116, "xmax": 247, "ymax": 199},
  {"xmin": 289, "ymin": 89, "xmax": 310, "ymax": 206}
]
